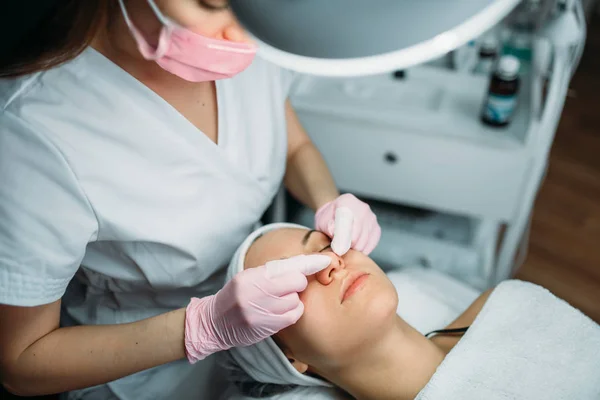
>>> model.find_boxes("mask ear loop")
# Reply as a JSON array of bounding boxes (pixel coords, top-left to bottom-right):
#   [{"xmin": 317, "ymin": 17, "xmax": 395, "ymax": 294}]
[
  {"xmin": 146, "ymin": 0, "xmax": 173, "ymax": 26},
  {"xmin": 117, "ymin": 0, "xmax": 172, "ymax": 60}
]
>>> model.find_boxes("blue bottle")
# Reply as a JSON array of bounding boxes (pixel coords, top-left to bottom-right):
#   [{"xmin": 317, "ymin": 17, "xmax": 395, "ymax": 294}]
[{"xmin": 481, "ymin": 55, "xmax": 521, "ymax": 127}]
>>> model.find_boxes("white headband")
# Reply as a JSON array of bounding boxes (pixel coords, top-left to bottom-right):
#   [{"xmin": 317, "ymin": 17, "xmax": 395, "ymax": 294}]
[{"xmin": 226, "ymin": 223, "xmax": 333, "ymax": 388}]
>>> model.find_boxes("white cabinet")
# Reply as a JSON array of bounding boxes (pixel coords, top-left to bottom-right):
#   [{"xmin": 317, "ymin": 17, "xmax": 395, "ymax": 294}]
[
  {"xmin": 289, "ymin": 58, "xmax": 566, "ymax": 288},
  {"xmin": 297, "ymin": 109, "xmax": 530, "ymax": 221},
  {"xmin": 292, "ymin": 66, "xmax": 538, "ymax": 219}
]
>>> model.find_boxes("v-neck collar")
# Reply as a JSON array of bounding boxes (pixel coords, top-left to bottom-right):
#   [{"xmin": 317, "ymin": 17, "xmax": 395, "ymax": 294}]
[
  {"xmin": 75, "ymin": 47, "xmax": 272, "ymax": 197},
  {"xmin": 83, "ymin": 47, "xmax": 227, "ymax": 152}
]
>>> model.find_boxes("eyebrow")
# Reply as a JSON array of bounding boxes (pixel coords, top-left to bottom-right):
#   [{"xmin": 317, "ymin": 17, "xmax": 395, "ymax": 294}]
[{"xmin": 301, "ymin": 230, "xmax": 317, "ymax": 246}]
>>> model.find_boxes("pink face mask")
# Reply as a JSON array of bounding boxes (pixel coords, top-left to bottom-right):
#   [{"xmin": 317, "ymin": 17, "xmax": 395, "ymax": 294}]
[{"xmin": 117, "ymin": 0, "xmax": 257, "ymax": 82}]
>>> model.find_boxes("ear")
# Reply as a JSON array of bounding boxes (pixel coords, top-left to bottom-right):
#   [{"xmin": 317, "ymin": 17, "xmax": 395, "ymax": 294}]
[{"xmin": 282, "ymin": 347, "xmax": 309, "ymax": 374}]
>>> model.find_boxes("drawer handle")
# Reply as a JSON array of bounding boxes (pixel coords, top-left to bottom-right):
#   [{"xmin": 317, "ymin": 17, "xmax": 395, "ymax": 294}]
[{"xmin": 384, "ymin": 152, "xmax": 399, "ymax": 165}]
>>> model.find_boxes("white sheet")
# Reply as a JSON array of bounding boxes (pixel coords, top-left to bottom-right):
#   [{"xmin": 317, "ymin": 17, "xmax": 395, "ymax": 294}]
[{"xmin": 416, "ymin": 280, "xmax": 600, "ymax": 400}]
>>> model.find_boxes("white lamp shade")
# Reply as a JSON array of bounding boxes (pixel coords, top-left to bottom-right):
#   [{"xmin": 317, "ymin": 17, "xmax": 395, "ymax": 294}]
[{"xmin": 230, "ymin": 0, "xmax": 522, "ymax": 77}]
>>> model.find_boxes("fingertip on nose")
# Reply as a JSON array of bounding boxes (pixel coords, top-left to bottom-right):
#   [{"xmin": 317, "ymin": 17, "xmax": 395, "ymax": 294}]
[
  {"xmin": 300, "ymin": 254, "xmax": 332, "ymax": 276},
  {"xmin": 331, "ymin": 237, "xmax": 350, "ymax": 256},
  {"xmin": 312, "ymin": 254, "xmax": 333, "ymax": 266}
]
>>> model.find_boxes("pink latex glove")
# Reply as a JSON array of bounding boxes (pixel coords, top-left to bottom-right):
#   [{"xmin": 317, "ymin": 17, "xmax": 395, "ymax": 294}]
[
  {"xmin": 184, "ymin": 254, "xmax": 331, "ymax": 363},
  {"xmin": 314, "ymin": 193, "xmax": 381, "ymax": 256}
]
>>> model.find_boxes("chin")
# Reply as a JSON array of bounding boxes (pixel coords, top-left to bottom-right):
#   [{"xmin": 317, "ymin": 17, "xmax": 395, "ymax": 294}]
[{"xmin": 364, "ymin": 284, "xmax": 399, "ymax": 322}]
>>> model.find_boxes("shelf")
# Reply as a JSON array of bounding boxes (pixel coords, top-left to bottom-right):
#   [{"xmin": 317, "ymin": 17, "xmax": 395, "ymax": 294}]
[{"xmin": 291, "ymin": 64, "xmax": 534, "ymax": 152}]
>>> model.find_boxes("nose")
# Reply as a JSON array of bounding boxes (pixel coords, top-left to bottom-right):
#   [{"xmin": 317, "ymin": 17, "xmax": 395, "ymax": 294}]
[
  {"xmin": 222, "ymin": 21, "xmax": 252, "ymax": 43},
  {"xmin": 315, "ymin": 252, "xmax": 347, "ymax": 285}
]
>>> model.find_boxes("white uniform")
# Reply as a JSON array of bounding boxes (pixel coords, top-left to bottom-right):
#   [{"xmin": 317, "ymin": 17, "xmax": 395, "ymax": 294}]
[{"xmin": 0, "ymin": 48, "xmax": 293, "ymax": 399}]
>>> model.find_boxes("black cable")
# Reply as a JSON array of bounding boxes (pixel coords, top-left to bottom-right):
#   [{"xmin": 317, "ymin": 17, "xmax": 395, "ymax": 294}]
[{"xmin": 424, "ymin": 326, "xmax": 470, "ymax": 338}]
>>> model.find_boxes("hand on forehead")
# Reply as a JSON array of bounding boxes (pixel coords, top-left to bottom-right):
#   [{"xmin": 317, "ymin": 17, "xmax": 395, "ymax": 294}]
[{"xmin": 244, "ymin": 228, "xmax": 331, "ymax": 270}]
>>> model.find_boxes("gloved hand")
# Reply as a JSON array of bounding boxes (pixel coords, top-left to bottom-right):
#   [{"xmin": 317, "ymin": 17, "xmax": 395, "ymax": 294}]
[
  {"xmin": 314, "ymin": 193, "xmax": 381, "ymax": 256},
  {"xmin": 184, "ymin": 254, "xmax": 331, "ymax": 363}
]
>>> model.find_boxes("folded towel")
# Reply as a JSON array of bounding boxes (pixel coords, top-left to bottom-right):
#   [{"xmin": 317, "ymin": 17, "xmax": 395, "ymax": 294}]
[
  {"xmin": 225, "ymin": 223, "xmax": 333, "ymax": 388},
  {"xmin": 416, "ymin": 280, "xmax": 600, "ymax": 400}
]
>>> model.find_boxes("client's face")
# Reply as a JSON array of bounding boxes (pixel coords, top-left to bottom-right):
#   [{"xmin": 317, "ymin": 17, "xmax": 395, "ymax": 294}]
[{"xmin": 244, "ymin": 228, "xmax": 399, "ymax": 373}]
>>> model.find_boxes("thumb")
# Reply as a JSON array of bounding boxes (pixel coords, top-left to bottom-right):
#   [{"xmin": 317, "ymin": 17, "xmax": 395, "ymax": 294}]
[{"xmin": 265, "ymin": 254, "xmax": 332, "ymax": 278}]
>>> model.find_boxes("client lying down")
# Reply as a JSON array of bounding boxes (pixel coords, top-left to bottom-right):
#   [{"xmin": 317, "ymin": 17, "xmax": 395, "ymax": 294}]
[{"xmin": 223, "ymin": 223, "xmax": 600, "ymax": 400}]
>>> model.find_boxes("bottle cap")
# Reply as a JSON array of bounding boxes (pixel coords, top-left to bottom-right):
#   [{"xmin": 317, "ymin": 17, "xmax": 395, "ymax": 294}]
[
  {"xmin": 480, "ymin": 35, "xmax": 499, "ymax": 52},
  {"xmin": 527, "ymin": 0, "xmax": 542, "ymax": 10},
  {"xmin": 497, "ymin": 55, "xmax": 520, "ymax": 79}
]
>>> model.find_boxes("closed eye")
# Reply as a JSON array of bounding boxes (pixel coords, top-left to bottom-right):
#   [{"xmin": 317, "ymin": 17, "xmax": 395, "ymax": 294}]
[
  {"xmin": 319, "ymin": 245, "xmax": 331, "ymax": 252},
  {"xmin": 199, "ymin": 0, "xmax": 229, "ymax": 11}
]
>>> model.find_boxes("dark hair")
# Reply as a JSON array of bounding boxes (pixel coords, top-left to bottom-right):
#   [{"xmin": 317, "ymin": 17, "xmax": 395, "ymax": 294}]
[{"xmin": 0, "ymin": 0, "xmax": 113, "ymax": 78}]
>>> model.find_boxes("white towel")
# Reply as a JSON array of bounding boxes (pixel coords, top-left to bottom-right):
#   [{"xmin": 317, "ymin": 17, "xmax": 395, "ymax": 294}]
[
  {"xmin": 416, "ymin": 280, "xmax": 600, "ymax": 400},
  {"xmin": 225, "ymin": 223, "xmax": 333, "ymax": 388}
]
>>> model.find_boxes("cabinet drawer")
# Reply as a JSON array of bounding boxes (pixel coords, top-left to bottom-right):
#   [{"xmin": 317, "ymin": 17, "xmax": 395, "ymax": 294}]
[{"xmin": 297, "ymin": 112, "xmax": 528, "ymax": 221}]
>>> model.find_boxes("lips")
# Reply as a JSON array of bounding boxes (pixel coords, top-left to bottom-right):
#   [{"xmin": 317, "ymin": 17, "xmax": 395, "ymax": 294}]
[{"xmin": 340, "ymin": 272, "xmax": 370, "ymax": 303}]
